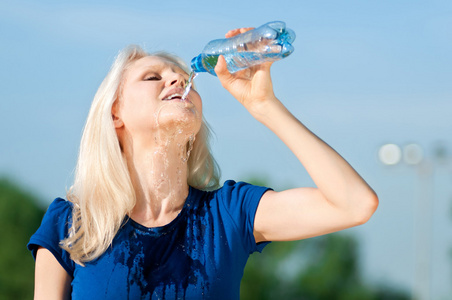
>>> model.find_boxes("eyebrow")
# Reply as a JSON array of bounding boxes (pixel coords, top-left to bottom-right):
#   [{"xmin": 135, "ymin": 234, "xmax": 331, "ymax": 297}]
[{"xmin": 136, "ymin": 62, "xmax": 187, "ymax": 76}]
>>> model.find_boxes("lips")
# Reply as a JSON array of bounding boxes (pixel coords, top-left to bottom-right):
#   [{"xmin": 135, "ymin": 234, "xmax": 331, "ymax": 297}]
[{"xmin": 162, "ymin": 88, "xmax": 187, "ymax": 101}]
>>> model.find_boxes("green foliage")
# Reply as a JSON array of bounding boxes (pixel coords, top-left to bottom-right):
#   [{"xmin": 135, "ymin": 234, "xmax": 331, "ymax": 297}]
[
  {"xmin": 0, "ymin": 178, "xmax": 45, "ymax": 300},
  {"xmin": 241, "ymin": 234, "xmax": 410, "ymax": 300},
  {"xmin": 241, "ymin": 176, "xmax": 410, "ymax": 300}
]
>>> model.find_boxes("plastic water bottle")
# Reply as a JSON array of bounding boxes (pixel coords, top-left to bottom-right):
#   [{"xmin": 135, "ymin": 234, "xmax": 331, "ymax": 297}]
[{"xmin": 190, "ymin": 21, "xmax": 296, "ymax": 76}]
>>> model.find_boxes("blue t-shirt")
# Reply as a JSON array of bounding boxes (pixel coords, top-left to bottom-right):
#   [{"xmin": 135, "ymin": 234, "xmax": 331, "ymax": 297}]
[{"xmin": 28, "ymin": 180, "xmax": 271, "ymax": 299}]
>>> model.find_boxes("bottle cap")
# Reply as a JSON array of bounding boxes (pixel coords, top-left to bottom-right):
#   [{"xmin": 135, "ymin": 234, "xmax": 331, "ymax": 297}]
[{"xmin": 190, "ymin": 54, "xmax": 207, "ymax": 73}]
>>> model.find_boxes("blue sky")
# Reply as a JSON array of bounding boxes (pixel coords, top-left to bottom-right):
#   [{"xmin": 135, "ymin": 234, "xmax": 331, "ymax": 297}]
[{"xmin": 1, "ymin": 0, "xmax": 451, "ymax": 298}]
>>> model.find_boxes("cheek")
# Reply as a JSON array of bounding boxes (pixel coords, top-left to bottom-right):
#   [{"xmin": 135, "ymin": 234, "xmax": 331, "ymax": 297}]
[
  {"xmin": 120, "ymin": 95, "xmax": 159, "ymax": 130},
  {"xmin": 192, "ymin": 92, "xmax": 203, "ymax": 115}
]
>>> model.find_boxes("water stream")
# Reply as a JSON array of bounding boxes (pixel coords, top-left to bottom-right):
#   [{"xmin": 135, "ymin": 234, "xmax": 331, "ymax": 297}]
[{"xmin": 181, "ymin": 71, "xmax": 198, "ymax": 100}]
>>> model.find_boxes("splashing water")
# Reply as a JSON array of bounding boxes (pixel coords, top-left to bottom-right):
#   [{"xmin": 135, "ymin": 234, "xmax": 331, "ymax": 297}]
[
  {"xmin": 181, "ymin": 71, "xmax": 198, "ymax": 100},
  {"xmin": 181, "ymin": 134, "xmax": 195, "ymax": 163}
]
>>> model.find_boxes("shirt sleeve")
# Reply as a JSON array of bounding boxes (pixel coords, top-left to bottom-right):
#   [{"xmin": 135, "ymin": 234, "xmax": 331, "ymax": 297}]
[
  {"xmin": 219, "ymin": 180, "xmax": 272, "ymax": 254},
  {"xmin": 27, "ymin": 197, "xmax": 75, "ymax": 276}
]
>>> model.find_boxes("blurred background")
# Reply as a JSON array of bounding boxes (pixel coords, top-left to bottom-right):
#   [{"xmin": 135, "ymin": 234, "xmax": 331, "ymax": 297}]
[{"xmin": 0, "ymin": 0, "xmax": 451, "ymax": 299}]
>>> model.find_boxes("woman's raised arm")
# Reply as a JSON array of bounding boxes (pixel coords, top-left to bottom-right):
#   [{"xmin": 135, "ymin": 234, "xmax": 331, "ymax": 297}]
[{"xmin": 214, "ymin": 29, "xmax": 378, "ymax": 243}]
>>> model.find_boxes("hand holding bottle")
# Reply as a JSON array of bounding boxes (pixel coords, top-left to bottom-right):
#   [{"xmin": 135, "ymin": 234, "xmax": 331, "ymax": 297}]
[{"xmin": 215, "ymin": 27, "xmax": 279, "ymax": 117}]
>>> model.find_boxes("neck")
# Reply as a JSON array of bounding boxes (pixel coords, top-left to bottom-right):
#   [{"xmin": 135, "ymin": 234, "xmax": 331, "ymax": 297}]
[{"xmin": 126, "ymin": 132, "xmax": 194, "ymax": 227}]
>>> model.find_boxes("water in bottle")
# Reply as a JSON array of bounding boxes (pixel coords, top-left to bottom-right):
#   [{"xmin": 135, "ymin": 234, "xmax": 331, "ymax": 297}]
[
  {"xmin": 182, "ymin": 21, "xmax": 295, "ymax": 100},
  {"xmin": 190, "ymin": 21, "xmax": 295, "ymax": 76}
]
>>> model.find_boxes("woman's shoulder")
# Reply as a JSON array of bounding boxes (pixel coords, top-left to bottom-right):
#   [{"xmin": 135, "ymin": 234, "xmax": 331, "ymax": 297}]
[
  {"xmin": 210, "ymin": 180, "xmax": 254, "ymax": 192},
  {"xmin": 215, "ymin": 180, "xmax": 271, "ymax": 198},
  {"xmin": 29, "ymin": 197, "xmax": 74, "ymax": 245},
  {"xmin": 28, "ymin": 197, "xmax": 76, "ymax": 274},
  {"xmin": 189, "ymin": 180, "xmax": 271, "ymax": 215},
  {"xmin": 48, "ymin": 197, "xmax": 73, "ymax": 211},
  {"xmin": 33, "ymin": 197, "xmax": 73, "ymax": 235},
  {"xmin": 43, "ymin": 197, "xmax": 73, "ymax": 220},
  {"xmin": 197, "ymin": 180, "xmax": 271, "ymax": 213}
]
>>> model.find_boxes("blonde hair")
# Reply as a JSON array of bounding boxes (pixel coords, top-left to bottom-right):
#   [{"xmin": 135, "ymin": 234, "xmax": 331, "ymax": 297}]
[{"xmin": 61, "ymin": 45, "xmax": 220, "ymax": 264}]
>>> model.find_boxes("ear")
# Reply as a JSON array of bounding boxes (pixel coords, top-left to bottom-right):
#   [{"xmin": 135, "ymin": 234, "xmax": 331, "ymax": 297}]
[{"xmin": 111, "ymin": 101, "xmax": 124, "ymax": 129}]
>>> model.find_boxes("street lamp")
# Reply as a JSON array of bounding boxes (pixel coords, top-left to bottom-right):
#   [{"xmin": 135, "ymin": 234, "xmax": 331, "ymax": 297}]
[
  {"xmin": 378, "ymin": 143, "xmax": 431, "ymax": 300},
  {"xmin": 378, "ymin": 143, "xmax": 402, "ymax": 165}
]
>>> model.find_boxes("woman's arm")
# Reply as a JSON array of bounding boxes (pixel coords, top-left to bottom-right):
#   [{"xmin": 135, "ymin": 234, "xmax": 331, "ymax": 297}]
[
  {"xmin": 249, "ymin": 100, "xmax": 378, "ymax": 242},
  {"xmin": 215, "ymin": 28, "xmax": 378, "ymax": 243},
  {"xmin": 34, "ymin": 247, "xmax": 71, "ymax": 300}
]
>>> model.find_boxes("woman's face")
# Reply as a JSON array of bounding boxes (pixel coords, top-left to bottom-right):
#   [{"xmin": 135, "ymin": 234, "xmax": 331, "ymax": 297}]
[{"xmin": 114, "ymin": 56, "xmax": 202, "ymax": 143}]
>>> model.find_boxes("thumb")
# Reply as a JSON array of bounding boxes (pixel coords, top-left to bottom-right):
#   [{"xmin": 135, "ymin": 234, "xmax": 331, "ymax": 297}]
[
  {"xmin": 214, "ymin": 55, "xmax": 235, "ymax": 88},
  {"xmin": 214, "ymin": 55, "xmax": 231, "ymax": 78}
]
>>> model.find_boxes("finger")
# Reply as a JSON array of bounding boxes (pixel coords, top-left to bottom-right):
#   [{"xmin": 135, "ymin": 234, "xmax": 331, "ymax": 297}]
[
  {"xmin": 225, "ymin": 29, "xmax": 240, "ymax": 38},
  {"xmin": 214, "ymin": 55, "xmax": 232, "ymax": 78},
  {"xmin": 259, "ymin": 61, "xmax": 274, "ymax": 72},
  {"xmin": 225, "ymin": 27, "xmax": 255, "ymax": 38},
  {"xmin": 239, "ymin": 27, "xmax": 254, "ymax": 34},
  {"xmin": 238, "ymin": 61, "xmax": 273, "ymax": 79},
  {"xmin": 215, "ymin": 55, "xmax": 250, "ymax": 82},
  {"xmin": 233, "ymin": 67, "xmax": 252, "ymax": 80},
  {"xmin": 214, "ymin": 55, "xmax": 237, "ymax": 89}
]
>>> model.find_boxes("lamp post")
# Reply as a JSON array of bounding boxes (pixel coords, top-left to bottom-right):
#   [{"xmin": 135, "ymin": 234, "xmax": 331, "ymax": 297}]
[{"xmin": 379, "ymin": 143, "xmax": 432, "ymax": 300}]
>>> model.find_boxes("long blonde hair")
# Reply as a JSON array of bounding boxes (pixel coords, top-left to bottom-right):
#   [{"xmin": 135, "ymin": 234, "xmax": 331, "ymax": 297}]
[{"xmin": 61, "ymin": 45, "xmax": 220, "ymax": 265}]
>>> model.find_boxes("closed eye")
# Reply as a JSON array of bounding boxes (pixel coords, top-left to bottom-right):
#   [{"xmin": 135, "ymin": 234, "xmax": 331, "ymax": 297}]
[{"xmin": 144, "ymin": 75, "xmax": 161, "ymax": 81}]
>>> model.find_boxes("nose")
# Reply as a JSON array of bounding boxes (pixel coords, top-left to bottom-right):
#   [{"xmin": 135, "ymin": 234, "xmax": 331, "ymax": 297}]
[{"xmin": 165, "ymin": 72, "xmax": 186, "ymax": 88}]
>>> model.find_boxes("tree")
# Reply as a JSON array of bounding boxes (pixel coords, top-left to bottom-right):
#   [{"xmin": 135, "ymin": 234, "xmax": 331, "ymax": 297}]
[
  {"xmin": 240, "ymin": 177, "xmax": 409, "ymax": 300},
  {"xmin": 241, "ymin": 233, "xmax": 410, "ymax": 300},
  {"xmin": 0, "ymin": 178, "xmax": 45, "ymax": 299}
]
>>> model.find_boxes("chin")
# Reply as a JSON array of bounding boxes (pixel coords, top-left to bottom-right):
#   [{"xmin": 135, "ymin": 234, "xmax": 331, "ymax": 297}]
[{"xmin": 155, "ymin": 106, "xmax": 202, "ymax": 135}]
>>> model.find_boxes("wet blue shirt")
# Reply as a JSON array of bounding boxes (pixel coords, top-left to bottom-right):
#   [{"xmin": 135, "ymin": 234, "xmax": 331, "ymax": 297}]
[{"xmin": 28, "ymin": 180, "xmax": 271, "ymax": 299}]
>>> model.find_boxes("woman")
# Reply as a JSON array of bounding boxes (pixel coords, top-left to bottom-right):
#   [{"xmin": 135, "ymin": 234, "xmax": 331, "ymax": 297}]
[{"xmin": 28, "ymin": 27, "xmax": 378, "ymax": 299}]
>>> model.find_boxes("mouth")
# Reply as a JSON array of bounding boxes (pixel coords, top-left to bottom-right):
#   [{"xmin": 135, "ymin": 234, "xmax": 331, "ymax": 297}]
[
  {"xmin": 163, "ymin": 93, "xmax": 183, "ymax": 101},
  {"xmin": 162, "ymin": 88, "xmax": 189, "ymax": 102}
]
